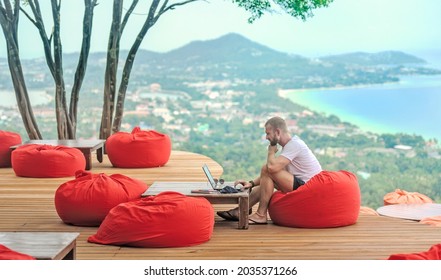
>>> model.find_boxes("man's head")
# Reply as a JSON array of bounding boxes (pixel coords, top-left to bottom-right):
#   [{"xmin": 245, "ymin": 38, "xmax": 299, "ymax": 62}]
[{"xmin": 264, "ymin": 116, "xmax": 289, "ymax": 146}]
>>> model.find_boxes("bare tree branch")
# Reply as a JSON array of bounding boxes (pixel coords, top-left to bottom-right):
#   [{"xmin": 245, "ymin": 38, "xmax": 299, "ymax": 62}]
[
  {"xmin": 120, "ymin": 0, "xmax": 139, "ymax": 34},
  {"xmin": 27, "ymin": 0, "xmax": 55, "ymax": 76}
]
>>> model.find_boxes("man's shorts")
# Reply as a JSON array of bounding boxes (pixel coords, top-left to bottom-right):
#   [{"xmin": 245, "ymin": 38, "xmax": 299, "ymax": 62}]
[{"xmin": 293, "ymin": 176, "xmax": 305, "ymax": 190}]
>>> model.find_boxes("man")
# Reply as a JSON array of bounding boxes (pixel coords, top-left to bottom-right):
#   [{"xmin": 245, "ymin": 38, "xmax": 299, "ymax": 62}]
[{"xmin": 217, "ymin": 116, "xmax": 322, "ymax": 224}]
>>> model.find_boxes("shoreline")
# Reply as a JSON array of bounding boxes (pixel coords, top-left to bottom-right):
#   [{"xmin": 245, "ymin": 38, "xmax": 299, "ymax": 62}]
[
  {"xmin": 278, "ymin": 74, "xmax": 441, "ymax": 97},
  {"xmin": 279, "ymin": 80, "xmax": 441, "ymax": 142}
]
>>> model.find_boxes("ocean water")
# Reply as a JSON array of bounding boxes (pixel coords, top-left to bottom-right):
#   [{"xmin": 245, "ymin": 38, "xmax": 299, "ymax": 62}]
[
  {"xmin": 0, "ymin": 90, "xmax": 51, "ymax": 107},
  {"xmin": 286, "ymin": 74, "xmax": 441, "ymax": 141}
]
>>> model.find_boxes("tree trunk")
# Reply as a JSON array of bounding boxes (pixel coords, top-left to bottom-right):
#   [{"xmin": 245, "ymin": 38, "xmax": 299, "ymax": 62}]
[
  {"xmin": 112, "ymin": 13, "xmax": 156, "ymax": 133},
  {"xmin": 25, "ymin": 0, "xmax": 96, "ymax": 139},
  {"xmin": 102, "ymin": 0, "xmax": 200, "ymax": 137},
  {"xmin": 70, "ymin": 0, "xmax": 98, "ymax": 139},
  {"xmin": 0, "ymin": 0, "xmax": 41, "ymax": 139},
  {"xmin": 99, "ymin": 0, "xmax": 123, "ymax": 140},
  {"xmin": 51, "ymin": 0, "xmax": 72, "ymax": 139}
]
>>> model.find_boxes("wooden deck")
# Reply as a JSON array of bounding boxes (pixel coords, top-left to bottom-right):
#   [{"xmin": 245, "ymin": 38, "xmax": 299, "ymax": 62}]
[{"xmin": 1, "ymin": 150, "xmax": 440, "ymax": 260}]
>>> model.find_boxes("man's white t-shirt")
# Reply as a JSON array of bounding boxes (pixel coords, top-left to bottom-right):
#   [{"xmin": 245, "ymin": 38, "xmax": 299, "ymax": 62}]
[{"xmin": 279, "ymin": 135, "xmax": 322, "ymax": 182}]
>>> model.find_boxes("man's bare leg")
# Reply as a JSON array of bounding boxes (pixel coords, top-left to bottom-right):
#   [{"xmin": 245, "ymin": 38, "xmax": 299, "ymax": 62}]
[
  {"xmin": 248, "ymin": 166, "xmax": 274, "ymax": 223},
  {"xmin": 217, "ymin": 186, "xmax": 261, "ymax": 220}
]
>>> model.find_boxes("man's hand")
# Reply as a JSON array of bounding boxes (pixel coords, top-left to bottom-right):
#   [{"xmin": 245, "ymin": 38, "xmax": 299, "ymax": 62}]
[
  {"xmin": 234, "ymin": 179, "xmax": 253, "ymax": 191},
  {"xmin": 268, "ymin": 144, "xmax": 278, "ymax": 154}
]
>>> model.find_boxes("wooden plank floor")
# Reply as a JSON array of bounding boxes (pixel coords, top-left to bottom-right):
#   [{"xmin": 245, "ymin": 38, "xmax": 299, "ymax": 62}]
[{"xmin": 1, "ymin": 150, "xmax": 440, "ymax": 260}]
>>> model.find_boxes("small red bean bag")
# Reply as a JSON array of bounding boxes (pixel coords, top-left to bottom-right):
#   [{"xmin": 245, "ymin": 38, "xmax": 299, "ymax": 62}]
[
  {"xmin": 11, "ymin": 144, "xmax": 86, "ymax": 178},
  {"xmin": 55, "ymin": 170, "xmax": 149, "ymax": 226},
  {"xmin": 88, "ymin": 191, "xmax": 214, "ymax": 247},
  {"xmin": 383, "ymin": 189, "xmax": 433, "ymax": 205},
  {"xmin": 106, "ymin": 127, "xmax": 172, "ymax": 168},
  {"xmin": 268, "ymin": 170, "xmax": 361, "ymax": 228},
  {"xmin": 0, "ymin": 130, "xmax": 22, "ymax": 167},
  {"xmin": 0, "ymin": 244, "xmax": 36, "ymax": 260},
  {"xmin": 388, "ymin": 243, "xmax": 441, "ymax": 260}
]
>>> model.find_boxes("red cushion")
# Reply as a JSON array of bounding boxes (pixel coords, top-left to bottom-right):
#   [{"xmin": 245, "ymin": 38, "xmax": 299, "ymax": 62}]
[
  {"xmin": 88, "ymin": 191, "xmax": 214, "ymax": 247},
  {"xmin": 0, "ymin": 130, "xmax": 22, "ymax": 167},
  {"xmin": 268, "ymin": 170, "xmax": 361, "ymax": 228},
  {"xmin": 11, "ymin": 144, "xmax": 86, "ymax": 177},
  {"xmin": 106, "ymin": 127, "xmax": 171, "ymax": 168},
  {"xmin": 0, "ymin": 244, "xmax": 36, "ymax": 260},
  {"xmin": 388, "ymin": 244, "xmax": 441, "ymax": 260},
  {"xmin": 55, "ymin": 170, "xmax": 148, "ymax": 226}
]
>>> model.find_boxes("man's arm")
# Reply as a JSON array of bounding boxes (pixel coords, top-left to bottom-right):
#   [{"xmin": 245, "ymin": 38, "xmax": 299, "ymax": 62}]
[{"xmin": 266, "ymin": 144, "xmax": 290, "ymax": 173}]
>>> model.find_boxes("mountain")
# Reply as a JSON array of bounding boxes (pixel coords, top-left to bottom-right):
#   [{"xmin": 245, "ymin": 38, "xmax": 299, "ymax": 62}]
[
  {"xmin": 158, "ymin": 33, "xmax": 303, "ymax": 64},
  {"xmin": 1, "ymin": 33, "xmax": 440, "ymax": 91},
  {"xmin": 131, "ymin": 33, "xmax": 312, "ymax": 83}
]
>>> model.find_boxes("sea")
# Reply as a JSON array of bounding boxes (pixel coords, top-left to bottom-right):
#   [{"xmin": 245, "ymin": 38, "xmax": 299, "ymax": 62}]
[
  {"xmin": 0, "ymin": 90, "xmax": 51, "ymax": 107},
  {"xmin": 284, "ymin": 51, "xmax": 441, "ymax": 142}
]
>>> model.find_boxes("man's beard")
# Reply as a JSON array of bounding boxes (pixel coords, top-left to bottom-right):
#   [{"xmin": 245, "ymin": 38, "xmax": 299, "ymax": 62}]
[{"xmin": 269, "ymin": 138, "xmax": 278, "ymax": 146}]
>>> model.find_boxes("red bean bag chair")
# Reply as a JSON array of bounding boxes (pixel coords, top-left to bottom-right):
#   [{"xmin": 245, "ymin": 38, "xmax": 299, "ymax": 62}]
[
  {"xmin": 383, "ymin": 189, "xmax": 433, "ymax": 205},
  {"xmin": 55, "ymin": 170, "xmax": 149, "ymax": 226},
  {"xmin": 388, "ymin": 243, "xmax": 441, "ymax": 260},
  {"xmin": 88, "ymin": 191, "xmax": 214, "ymax": 247},
  {"xmin": 0, "ymin": 244, "xmax": 36, "ymax": 260},
  {"xmin": 0, "ymin": 130, "xmax": 22, "ymax": 167},
  {"xmin": 268, "ymin": 170, "xmax": 361, "ymax": 228},
  {"xmin": 106, "ymin": 127, "xmax": 172, "ymax": 168},
  {"xmin": 11, "ymin": 144, "xmax": 86, "ymax": 178}
]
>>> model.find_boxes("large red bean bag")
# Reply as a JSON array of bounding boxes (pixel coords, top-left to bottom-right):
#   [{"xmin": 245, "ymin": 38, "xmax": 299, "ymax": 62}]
[
  {"xmin": 55, "ymin": 170, "xmax": 149, "ymax": 226},
  {"xmin": 0, "ymin": 244, "xmax": 36, "ymax": 260},
  {"xmin": 0, "ymin": 130, "xmax": 22, "ymax": 167},
  {"xmin": 88, "ymin": 191, "xmax": 214, "ymax": 247},
  {"xmin": 383, "ymin": 189, "xmax": 433, "ymax": 205},
  {"xmin": 268, "ymin": 170, "xmax": 361, "ymax": 228},
  {"xmin": 106, "ymin": 127, "xmax": 172, "ymax": 168},
  {"xmin": 11, "ymin": 144, "xmax": 85, "ymax": 178}
]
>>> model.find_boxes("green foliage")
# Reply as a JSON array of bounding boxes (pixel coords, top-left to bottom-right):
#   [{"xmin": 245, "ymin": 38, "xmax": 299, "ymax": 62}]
[{"xmin": 232, "ymin": 0, "xmax": 334, "ymax": 22}]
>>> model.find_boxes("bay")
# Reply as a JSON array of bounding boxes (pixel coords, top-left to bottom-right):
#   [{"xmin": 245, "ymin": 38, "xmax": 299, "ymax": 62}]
[{"xmin": 284, "ymin": 75, "xmax": 441, "ymax": 141}]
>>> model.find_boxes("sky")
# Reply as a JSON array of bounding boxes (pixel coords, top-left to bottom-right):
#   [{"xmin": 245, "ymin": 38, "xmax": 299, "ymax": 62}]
[{"xmin": 1, "ymin": 0, "xmax": 441, "ymax": 59}]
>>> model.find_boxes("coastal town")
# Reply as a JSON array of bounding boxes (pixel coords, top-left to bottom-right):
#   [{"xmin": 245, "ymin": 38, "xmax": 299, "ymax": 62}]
[{"xmin": 1, "ymin": 79, "xmax": 439, "ymax": 162}]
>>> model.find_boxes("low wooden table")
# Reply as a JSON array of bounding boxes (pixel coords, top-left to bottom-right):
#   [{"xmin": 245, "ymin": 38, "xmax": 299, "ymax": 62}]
[
  {"xmin": 0, "ymin": 232, "xmax": 80, "ymax": 260},
  {"xmin": 11, "ymin": 139, "xmax": 105, "ymax": 170},
  {"xmin": 142, "ymin": 182, "xmax": 250, "ymax": 229}
]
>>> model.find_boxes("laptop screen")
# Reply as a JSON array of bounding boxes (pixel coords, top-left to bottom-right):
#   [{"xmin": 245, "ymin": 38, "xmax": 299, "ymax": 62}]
[{"xmin": 202, "ymin": 164, "xmax": 217, "ymax": 189}]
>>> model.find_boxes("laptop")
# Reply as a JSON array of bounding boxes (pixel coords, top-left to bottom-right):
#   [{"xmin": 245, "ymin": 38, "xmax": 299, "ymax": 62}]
[{"xmin": 202, "ymin": 164, "xmax": 238, "ymax": 191}]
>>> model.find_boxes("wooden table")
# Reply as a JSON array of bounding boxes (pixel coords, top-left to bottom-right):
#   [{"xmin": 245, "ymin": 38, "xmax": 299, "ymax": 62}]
[
  {"xmin": 0, "ymin": 232, "xmax": 80, "ymax": 260},
  {"xmin": 11, "ymin": 139, "xmax": 105, "ymax": 170},
  {"xmin": 142, "ymin": 181, "xmax": 250, "ymax": 229}
]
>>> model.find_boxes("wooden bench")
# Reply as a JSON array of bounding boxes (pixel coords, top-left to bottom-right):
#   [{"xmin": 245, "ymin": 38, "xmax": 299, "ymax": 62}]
[{"xmin": 0, "ymin": 232, "xmax": 80, "ymax": 260}]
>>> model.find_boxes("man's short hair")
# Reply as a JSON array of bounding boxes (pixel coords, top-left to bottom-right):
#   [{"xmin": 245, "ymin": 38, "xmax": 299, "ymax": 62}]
[{"xmin": 265, "ymin": 116, "xmax": 288, "ymax": 133}]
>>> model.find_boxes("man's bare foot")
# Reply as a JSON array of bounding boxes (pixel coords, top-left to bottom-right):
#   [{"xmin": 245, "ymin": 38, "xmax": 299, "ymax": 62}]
[{"xmin": 249, "ymin": 212, "xmax": 268, "ymax": 224}]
